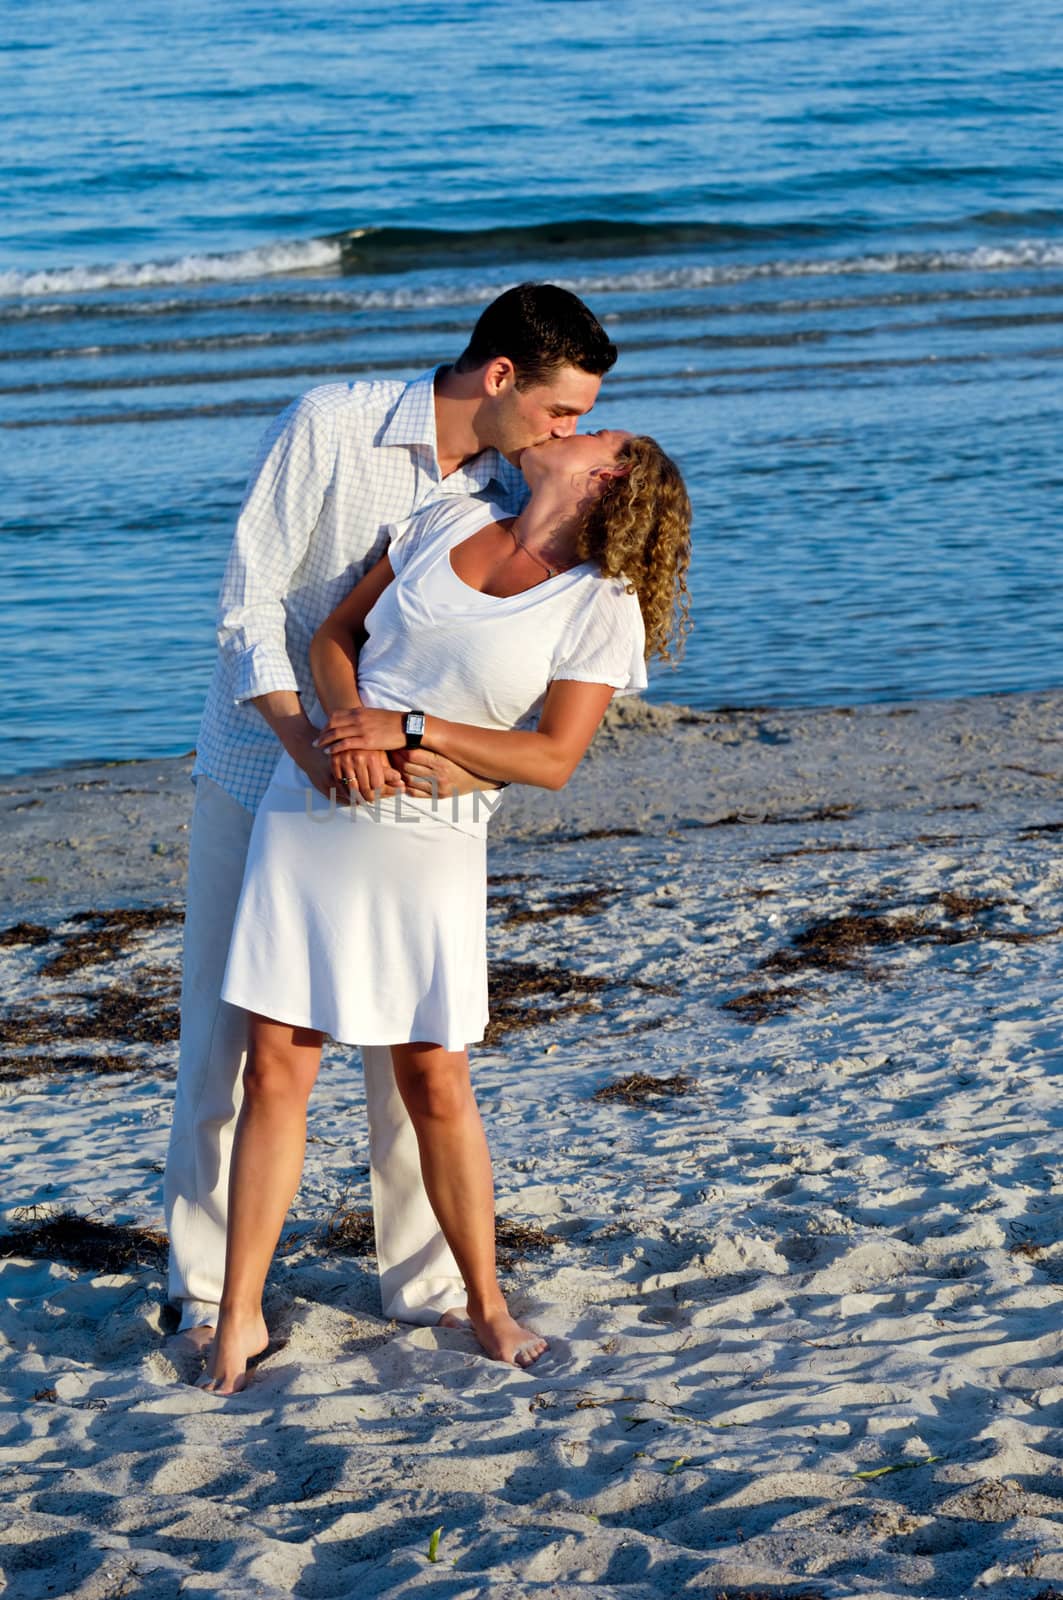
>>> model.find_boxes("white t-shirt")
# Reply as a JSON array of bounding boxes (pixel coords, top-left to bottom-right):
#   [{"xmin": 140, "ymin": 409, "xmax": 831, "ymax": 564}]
[
  {"xmin": 360, "ymin": 496, "xmax": 646, "ymax": 722},
  {"xmin": 353, "ymin": 496, "xmax": 647, "ymax": 832}
]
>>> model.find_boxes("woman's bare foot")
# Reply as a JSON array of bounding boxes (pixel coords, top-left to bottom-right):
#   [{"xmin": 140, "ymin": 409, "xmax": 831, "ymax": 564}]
[
  {"xmin": 467, "ymin": 1300, "xmax": 548, "ymax": 1367},
  {"xmin": 195, "ymin": 1308, "xmax": 269, "ymax": 1395}
]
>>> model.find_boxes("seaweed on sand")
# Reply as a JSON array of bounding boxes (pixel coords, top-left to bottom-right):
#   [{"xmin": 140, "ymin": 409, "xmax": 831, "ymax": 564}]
[
  {"xmin": 0, "ymin": 1052, "xmax": 140, "ymax": 1082},
  {"xmin": 41, "ymin": 907, "xmax": 183, "ymax": 978},
  {"xmin": 761, "ymin": 893, "xmax": 1060, "ymax": 977},
  {"xmin": 550, "ymin": 826, "xmax": 642, "ymax": 845},
  {"xmin": 320, "ymin": 1206, "xmax": 376, "ymax": 1255},
  {"xmin": 484, "ymin": 960, "xmax": 612, "ymax": 1044},
  {"xmin": 484, "ymin": 960, "xmax": 675, "ymax": 1045},
  {"xmin": 593, "ymin": 1071, "xmax": 695, "ymax": 1105},
  {"xmin": 721, "ymin": 987, "xmax": 809, "ymax": 1024},
  {"xmin": 0, "ymin": 983, "xmax": 179, "ymax": 1049},
  {"xmin": 684, "ymin": 803, "xmax": 856, "ymax": 831},
  {"xmin": 714, "ymin": 1590, "xmax": 827, "ymax": 1600},
  {"xmin": 763, "ymin": 911, "xmax": 934, "ymax": 975},
  {"xmin": 320, "ymin": 1207, "xmax": 560, "ymax": 1270},
  {"xmin": 0, "ymin": 1209, "xmax": 168, "ymax": 1274},
  {"xmin": 498, "ymin": 885, "xmax": 620, "ymax": 926},
  {"xmin": 0, "ymin": 923, "xmax": 52, "ymax": 948}
]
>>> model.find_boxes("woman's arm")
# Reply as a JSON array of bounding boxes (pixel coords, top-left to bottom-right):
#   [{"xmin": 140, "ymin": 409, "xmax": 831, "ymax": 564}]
[
  {"xmin": 316, "ymin": 678, "xmax": 617, "ymax": 792},
  {"xmin": 310, "ymin": 555, "xmax": 400, "ymax": 802},
  {"xmin": 309, "ymin": 553, "xmax": 395, "ymax": 714},
  {"xmin": 310, "ymin": 554, "xmax": 516, "ymax": 800}
]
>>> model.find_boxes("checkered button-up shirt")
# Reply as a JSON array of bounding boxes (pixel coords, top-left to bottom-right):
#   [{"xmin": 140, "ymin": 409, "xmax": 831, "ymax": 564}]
[{"xmin": 193, "ymin": 368, "xmax": 527, "ymax": 812}]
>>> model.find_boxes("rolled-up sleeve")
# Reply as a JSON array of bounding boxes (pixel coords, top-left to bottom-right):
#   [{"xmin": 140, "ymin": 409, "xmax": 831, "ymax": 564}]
[{"xmin": 216, "ymin": 393, "xmax": 337, "ymax": 704}]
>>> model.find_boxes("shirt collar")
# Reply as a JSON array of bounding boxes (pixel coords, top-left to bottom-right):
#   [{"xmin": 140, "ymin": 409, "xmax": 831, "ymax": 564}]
[
  {"xmin": 380, "ymin": 367, "xmax": 439, "ymax": 451},
  {"xmin": 381, "ymin": 366, "xmax": 527, "ymax": 503}
]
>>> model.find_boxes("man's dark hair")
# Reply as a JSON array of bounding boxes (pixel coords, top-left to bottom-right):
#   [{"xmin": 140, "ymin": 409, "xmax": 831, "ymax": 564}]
[{"xmin": 453, "ymin": 282, "xmax": 617, "ymax": 389}]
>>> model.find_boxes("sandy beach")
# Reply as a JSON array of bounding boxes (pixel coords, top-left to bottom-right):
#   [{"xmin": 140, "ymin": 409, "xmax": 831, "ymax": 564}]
[{"xmin": 1, "ymin": 689, "xmax": 1061, "ymax": 1600}]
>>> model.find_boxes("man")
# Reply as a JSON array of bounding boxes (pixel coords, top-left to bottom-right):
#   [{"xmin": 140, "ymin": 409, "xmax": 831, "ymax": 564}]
[{"xmin": 164, "ymin": 282, "xmax": 618, "ymax": 1350}]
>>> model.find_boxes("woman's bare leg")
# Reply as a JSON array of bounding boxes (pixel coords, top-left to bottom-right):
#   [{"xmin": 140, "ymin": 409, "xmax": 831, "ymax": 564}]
[
  {"xmin": 197, "ymin": 1015, "xmax": 323, "ymax": 1393},
  {"xmin": 390, "ymin": 1041, "xmax": 547, "ymax": 1367}
]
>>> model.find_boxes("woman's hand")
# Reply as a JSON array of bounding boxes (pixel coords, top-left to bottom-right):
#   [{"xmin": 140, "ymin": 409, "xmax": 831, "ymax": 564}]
[{"xmin": 315, "ymin": 707, "xmax": 406, "ymax": 756}]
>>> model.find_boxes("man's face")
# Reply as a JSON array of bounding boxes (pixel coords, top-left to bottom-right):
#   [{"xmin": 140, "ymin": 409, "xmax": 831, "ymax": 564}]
[{"xmin": 491, "ymin": 363, "xmax": 602, "ymax": 464}]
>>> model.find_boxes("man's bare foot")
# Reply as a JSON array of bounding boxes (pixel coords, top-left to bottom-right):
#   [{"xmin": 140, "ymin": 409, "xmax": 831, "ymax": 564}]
[
  {"xmin": 467, "ymin": 1301, "xmax": 548, "ymax": 1367},
  {"xmin": 195, "ymin": 1308, "xmax": 269, "ymax": 1395},
  {"xmin": 437, "ymin": 1306, "xmax": 471, "ymax": 1329},
  {"xmin": 167, "ymin": 1323, "xmax": 215, "ymax": 1355}
]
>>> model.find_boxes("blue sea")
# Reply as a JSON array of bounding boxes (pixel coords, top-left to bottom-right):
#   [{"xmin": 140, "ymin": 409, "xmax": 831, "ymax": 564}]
[{"xmin": 2, "ymin": 0, "xmax": 1061, "ymax": 778}]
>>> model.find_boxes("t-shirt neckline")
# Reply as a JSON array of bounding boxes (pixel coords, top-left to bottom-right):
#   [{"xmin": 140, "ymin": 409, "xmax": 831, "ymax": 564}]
[{"xmin": 441, "ymin": 503, "xmax": 595, "ymax": 604}]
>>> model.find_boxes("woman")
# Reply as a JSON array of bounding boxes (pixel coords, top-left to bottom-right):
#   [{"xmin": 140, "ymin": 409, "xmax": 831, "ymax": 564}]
[{"xmin": 198, "ymin": 427, "xmax": 691, "ymax": 1394}]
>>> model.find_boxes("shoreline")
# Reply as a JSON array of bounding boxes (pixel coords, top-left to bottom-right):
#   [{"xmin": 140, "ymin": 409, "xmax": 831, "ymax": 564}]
[
  {"xmin": 3, "ymin": 677, "xmax": 1061, "ymax": 791},
  {"xmin": 1, "ymin": 686, "xmax": 1059, "ymax": 926}
]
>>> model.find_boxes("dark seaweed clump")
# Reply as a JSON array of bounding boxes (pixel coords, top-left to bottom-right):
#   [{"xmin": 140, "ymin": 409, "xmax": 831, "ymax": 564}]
[
  {"xmin": 0, "ymin": 981, "xmax": 179, "ymax": 1051},
  {"xmin": 722, "ymin": 987, "xmax": 809, "ymax": 1024},
  {"xmin": 715, "ymin": 1589, "xmax": 828, "ymax": 1600},
  {"xmin": 42, "ymin": 907, "xmax": 183, "ymax": 978},
  {"xmin": 0, "ymin": 1210, "xmax": 168, "ymax": 1274},
  {"xmin": 762, "ymin": 893, "xmax": 1057, "ymax": 977},
  {"xmin": 686, "ymin": 803, "xmax": 856, "ymax": 832},
  {"xmin": 0, "ymin": 1052, "xmax": 137, "ymax": 1083},
  {"xmin": 593, "ymin": 1071, "xmax": 695, "ymax": 1105},
  {"xmin": 320, "ymin": 1206, "xmax": 559, "ymax": 1270},
  {"xmin": 496, "ymin": 886, "xmax": 620, "ymax": 927},
  {"xmin": 485, "ymin": 960, "xmax": 613, "ymax": 1044},
  {"xmin": 0, "ymin": 923, "xmax": 52, "ymax": 948}
]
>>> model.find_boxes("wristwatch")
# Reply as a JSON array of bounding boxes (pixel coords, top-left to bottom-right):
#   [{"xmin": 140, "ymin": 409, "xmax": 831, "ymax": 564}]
[{"xmin": 402, "ymin": 710, "xmax": 426, "ymax": 748}]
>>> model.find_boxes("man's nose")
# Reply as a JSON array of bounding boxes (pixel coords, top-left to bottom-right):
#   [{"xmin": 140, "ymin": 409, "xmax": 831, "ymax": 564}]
[{"xmin": 549, "ymin": 415, "xmax": 578, "ymax": 437}]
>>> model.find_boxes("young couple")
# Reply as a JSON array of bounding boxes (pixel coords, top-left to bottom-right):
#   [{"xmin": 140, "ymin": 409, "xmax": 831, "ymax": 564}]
[{"xmin": 163, "ymin": 283, "xmax": 692, "ymax": 1394}]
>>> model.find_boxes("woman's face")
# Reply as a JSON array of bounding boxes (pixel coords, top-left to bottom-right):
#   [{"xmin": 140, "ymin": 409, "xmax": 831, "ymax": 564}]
[{"xmin": 519, "ymin": 428, "xmax": 633, "ymax": 489}]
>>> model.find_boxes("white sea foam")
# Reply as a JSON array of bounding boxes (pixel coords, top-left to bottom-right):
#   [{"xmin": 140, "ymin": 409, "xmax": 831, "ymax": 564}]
[
  {"xmin": 0, "ymin": 237, "xmax": 344, "ymax": 298},
  {"xmin": 1, "ymin": 235, "xmax": 1062, "ymax": 304},
  {"xmin": 563, "ymin": 239, "xmax": 1063, "ymax": 296}
]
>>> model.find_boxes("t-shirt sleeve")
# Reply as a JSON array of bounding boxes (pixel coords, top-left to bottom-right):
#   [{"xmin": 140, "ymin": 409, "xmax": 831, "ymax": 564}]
[{"xmin": 551, "ymin": 578, "xmax": 648, "ymax": 696}]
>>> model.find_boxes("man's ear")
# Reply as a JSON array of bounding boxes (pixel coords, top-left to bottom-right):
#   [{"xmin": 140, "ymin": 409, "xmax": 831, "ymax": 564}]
[{"xmin": 483, "ymin": 357, "xmax": 516, "ymax": 397}]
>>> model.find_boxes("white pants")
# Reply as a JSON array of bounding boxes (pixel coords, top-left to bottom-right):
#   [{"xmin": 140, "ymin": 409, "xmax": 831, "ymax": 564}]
[{"xmin": 163, "ymin": 774, "xmax": 466, "ymax": 1331}]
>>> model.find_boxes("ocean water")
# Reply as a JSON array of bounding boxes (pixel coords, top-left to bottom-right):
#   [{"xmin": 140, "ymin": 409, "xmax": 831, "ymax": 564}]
[{"xmin": 2, "ymin": 0, "xmax": 1061, "ymax": 778}]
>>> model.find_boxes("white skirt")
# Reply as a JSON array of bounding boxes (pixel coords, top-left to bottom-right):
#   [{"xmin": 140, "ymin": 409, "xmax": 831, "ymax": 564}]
[{"xmin": 220, "ymin": 753, "xmax": 489, "ymax": 1051}]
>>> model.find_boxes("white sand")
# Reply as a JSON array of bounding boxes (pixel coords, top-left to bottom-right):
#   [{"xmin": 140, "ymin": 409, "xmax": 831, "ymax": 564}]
[{"xmin": 1, "ymin": 691, "xmax": 1061, "ymax": 1600}]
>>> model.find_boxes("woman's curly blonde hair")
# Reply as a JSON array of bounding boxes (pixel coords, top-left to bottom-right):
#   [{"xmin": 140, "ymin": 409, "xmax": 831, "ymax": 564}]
[{"xmin": 575, "ymin": 435, "xmax": 692, "ymax": 662}]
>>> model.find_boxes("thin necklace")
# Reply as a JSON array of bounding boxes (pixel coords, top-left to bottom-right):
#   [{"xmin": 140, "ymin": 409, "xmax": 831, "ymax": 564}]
[{"xmin": 507, "ymin": 519, "xmax": 573, "ymax": 579}]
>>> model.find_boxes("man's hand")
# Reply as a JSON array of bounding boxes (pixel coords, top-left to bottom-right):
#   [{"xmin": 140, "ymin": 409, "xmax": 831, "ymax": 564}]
[
  {"xmin": 391, "ymin": 747, "xmax": 505, "ymax": 799},
  {"xmin": 249, "ymin": 692, "xmax": 344, "ymax": 802},
  {"xmin": 285, "ymin": 724, "xmax": 347, "ymax": 802},
  {"xmin": 330, "ymin": 745, "xmax": 404, "ymax": 806},
  {"xmin": 311, "ymin": 706, "xmax": 405, "ymax": 804}
]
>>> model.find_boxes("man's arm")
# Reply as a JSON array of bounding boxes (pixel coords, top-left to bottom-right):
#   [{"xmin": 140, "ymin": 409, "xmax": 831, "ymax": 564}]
[
  {"xmin": 217, "ymin": 392, "xmax": 334, "ymax": 719},
  {"xmin": 247, "ymin": 690, "xmax": 336, "ymax": 798},
  {"xmin": 214, "ymin": 391, "xmax": 366, "ymax": 796}
]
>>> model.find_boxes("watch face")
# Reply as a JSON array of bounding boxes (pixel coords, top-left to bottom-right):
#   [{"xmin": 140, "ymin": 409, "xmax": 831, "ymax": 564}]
[{"xmin": 406, "ymin": 712, "xmax": 426, "ymax": 736}]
